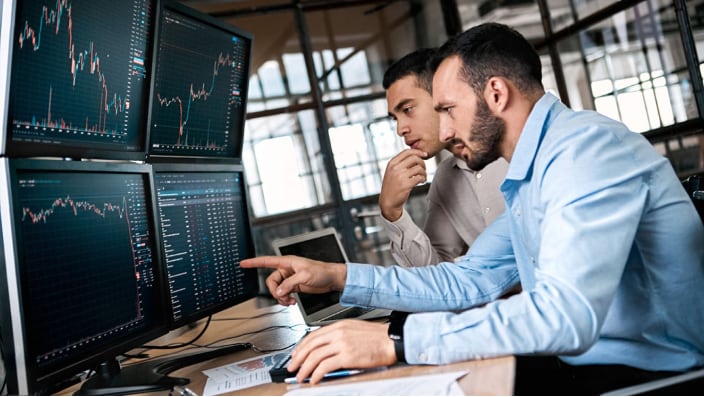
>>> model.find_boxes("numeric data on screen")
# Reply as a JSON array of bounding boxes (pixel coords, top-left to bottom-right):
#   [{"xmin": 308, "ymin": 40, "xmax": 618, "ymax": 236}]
[{"xmin": 154, "ymin": 171, "xmax": 252, "ymax": 322}]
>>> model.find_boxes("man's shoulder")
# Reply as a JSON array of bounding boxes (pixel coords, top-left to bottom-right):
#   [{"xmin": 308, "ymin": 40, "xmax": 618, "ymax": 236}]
[
  {"xmin": 432, "ymin": 156, "xmax": 464, "ymax": 184},
  {"xmin": 436, "ymin": 154, "xmax": 462, "ymax": 171}
]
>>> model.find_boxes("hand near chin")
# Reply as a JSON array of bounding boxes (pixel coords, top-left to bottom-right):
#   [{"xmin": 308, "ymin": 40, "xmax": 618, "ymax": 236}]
[
  {"xmin": 379, "ymin": 149, "xmax": 428, "ymax": 222},
  {"xmin": 288, "ymin": 320, "xmax": 397, "ymax": 384}
]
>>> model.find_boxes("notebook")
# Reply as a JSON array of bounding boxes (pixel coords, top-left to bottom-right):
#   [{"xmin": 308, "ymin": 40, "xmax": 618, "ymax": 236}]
[{"xmin": 271, "ymin": 227, "xmax": 391, "ymax": 326}]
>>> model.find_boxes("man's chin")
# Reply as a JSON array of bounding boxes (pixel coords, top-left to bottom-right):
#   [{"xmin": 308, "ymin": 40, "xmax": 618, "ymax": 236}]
[{"xmin": 464, "ymin": 153, "xmax": 498, "ymax": 171}]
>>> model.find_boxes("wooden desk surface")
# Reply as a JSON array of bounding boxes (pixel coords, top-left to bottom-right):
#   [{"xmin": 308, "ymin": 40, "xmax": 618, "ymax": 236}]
[{"xmin": 61, "ymin": 297, "xmax": 514, "ymax": 395}]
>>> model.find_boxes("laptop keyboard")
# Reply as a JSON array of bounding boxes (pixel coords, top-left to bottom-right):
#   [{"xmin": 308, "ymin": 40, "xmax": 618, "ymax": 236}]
[{"xmin": 320, "ymin": 306, "xmax": 373, "ymax": 322}]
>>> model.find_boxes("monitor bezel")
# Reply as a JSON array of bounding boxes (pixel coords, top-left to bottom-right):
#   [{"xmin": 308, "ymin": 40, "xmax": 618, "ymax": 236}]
[
  {"xmin": 1, "ymin": 0, "xmax": 157, "ymax": 161},
  {"xmin": 0, "ymin": 0, "xmax": 15, "ymax": 156},
  {"xmin": 151, "ymin": 161, "xmax": 259, "ymax": 329},
  {"xmin": 0, "ymin": 158, "xmax": 170, "ymax": 395},
  {"xmin": 146, "ymin": 0, "xmax": 253, "ymax": 161}
]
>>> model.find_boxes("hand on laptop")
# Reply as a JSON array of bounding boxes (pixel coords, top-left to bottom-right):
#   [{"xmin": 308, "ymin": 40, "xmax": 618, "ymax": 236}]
[
  {"xmin": 287, "ymin": 319, "xmax": 396, "ymax": 384},
  {"xmin": 241, "ymin": 255, "xmax": 348, "ymax": 306}
]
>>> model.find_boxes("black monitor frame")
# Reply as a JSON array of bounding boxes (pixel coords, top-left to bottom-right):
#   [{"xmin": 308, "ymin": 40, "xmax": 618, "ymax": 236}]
[
  {"xmin": 0, "ymin": 0, "xmax": 156, "ymax": 161},
  {"xmin": 151, "ymin": 161, "xmax": 259, "ymax": 329},
  {"xmin": 0, "ymin": 158, "xmax": 170, "ymax": 395},
  {"xmin": 146, "ymin": 0, "xmax": 253, "ymax": 161}
]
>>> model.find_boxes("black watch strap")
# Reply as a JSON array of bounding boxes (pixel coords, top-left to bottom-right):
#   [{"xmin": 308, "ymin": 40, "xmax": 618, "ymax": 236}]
[{"xmin": 387, "ymin": 311, "xmax": 409, "ymax": 363}]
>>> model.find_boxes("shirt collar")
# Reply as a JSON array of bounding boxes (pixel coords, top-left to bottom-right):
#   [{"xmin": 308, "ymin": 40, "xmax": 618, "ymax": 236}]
[
  {"xmin": 454, "ymin": 156, "xmax": 472, "ymax": 172},
  {"xmin": 504, "ymin": 92, "xmax": 562, "ymax": 182}
]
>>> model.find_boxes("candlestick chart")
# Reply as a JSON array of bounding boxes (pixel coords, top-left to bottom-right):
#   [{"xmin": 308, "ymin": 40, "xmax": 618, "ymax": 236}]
[
  {"xmin": 148, "ymin": 7, "xmax": 250, "ymax": 158},
  {"xmin": 7, "ymin": 0, "xmax": 153, "ymax": 156},
  {"xmin": 15, "ymin": 170, "xmax": 156, "ymax": 364}
]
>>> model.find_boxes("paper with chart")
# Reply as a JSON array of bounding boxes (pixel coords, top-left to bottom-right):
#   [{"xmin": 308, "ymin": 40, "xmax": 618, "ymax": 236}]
[{"xmin": 202, "ymin": 350, "xmax": 290, "ymax": 395}]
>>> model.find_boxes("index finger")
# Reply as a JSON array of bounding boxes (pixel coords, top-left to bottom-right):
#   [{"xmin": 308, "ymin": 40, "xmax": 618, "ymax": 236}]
[
  {"xmin": 240, "ymin": 256, "xmax": 292, "ymax": 271},
  {"xmin": 396, "ymin": 148, "xmax": 428, "ymax": 160}
]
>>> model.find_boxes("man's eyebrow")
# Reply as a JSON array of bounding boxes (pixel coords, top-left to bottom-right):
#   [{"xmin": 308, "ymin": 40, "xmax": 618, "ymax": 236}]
[
  {"xmin": 393, "ymin": 98, "xmax": 413, "ymax": 113},
  {"xmin": 433, "ymin": 102, "xmax": 447, "ymax": 112}
]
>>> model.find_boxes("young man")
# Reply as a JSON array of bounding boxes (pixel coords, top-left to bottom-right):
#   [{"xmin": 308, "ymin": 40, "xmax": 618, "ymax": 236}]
[
  {"xmin": 381, "ymin": 48, "xmax": 507, "ymax": 267},
  {"xmin": 242, "ymin": 23, "xmax": 704, "ymax": 394}
]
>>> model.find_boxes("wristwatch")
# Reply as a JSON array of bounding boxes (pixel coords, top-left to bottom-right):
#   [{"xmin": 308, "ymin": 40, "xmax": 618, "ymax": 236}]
[{"xmin": 387, "ymin": 311, "xmax": 410, "ymax": 362}]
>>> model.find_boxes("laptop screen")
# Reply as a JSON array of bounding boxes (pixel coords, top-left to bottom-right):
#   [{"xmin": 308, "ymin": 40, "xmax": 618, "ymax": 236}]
[{"xmin": 273, "ymin": 229, "xmax": 346, "ymax": 315}]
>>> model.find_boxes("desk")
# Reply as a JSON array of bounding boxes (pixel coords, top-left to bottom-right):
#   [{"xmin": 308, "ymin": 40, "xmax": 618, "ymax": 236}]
[{"xmin": 60, "ymin": 297, "xmax": 514, "ymax": 395}]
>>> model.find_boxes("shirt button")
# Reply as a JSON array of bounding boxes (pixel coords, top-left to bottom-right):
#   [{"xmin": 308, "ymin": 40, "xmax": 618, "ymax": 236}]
[
  {"xmin": 530, "ymin": 256, "xmax": 535, "ymax": 263},
  {"xmin": 514, "ymin": 209, "xmax": 521, "ymax": 217},
  {"xmin": 418, "ymin": 353, "xmax": 428, "ymax": 363},
  {"xmin": 484, "ymin": 207, "xmax": 490, "ymax": 214},
  {"xmin": 476, "ymin": 173, "xmax": 482, "ymax": 179}
]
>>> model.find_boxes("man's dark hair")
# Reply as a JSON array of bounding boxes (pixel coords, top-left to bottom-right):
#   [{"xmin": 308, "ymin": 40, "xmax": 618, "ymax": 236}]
[
  {"xmin": 382, "ymin": 47, "xmax": 437, "ymax": 92},
  {"xmin": 430, "ymin": 23, "xmax": 543, "ymax": 95}
]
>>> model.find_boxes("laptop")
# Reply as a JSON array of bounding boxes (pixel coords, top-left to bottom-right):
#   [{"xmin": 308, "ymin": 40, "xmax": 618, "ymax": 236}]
[{"xmin": 271, "ymin": 227, "xmax": 391, "ymax": 326}]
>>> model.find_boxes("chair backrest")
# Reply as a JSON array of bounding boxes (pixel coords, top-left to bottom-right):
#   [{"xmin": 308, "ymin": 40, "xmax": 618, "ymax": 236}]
[{"xmin": 682, "ymin": 173, "xmax": 704, "ymax": 223}]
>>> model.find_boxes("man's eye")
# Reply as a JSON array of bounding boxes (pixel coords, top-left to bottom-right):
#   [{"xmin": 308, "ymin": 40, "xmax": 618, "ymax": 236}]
[{"xmin": 403, "ymin": 106, "xmax": 413, "ymax": 114}]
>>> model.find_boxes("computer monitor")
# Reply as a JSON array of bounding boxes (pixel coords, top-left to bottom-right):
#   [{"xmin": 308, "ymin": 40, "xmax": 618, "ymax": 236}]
[
  {"xmin": 146, "ymin": 1, "xmax": 252, "ymax": 160},
  {"xmin": 151, "ymin": 162, "xmax": 259, "ymax": 328},
  {"xmin": 0, "ymin": 0, "xmax": 156, "ymax": 160},
  {"xmin": 0, "ymin": 159, "xmax": 170, "ymax": 395}
]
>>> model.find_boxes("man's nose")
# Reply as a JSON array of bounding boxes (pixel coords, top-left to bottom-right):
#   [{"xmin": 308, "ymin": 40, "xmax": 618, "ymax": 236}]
[{"xmin": 438, "ymin": 123, "xmax": 453, "ymax": 143}]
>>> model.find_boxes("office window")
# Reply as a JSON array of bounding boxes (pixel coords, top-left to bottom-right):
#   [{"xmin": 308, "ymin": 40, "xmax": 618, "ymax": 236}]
[
  {"xmin": 283, "ymin": 53, "xmax": 312, "ymax": 95},
  {"xmin": 458, "ymin": 0, "xmax": 545, "ymax": 41},
  {"xmin": 258, "ymin": 60, "xmax": 287, "ymax": 97},
  {"xmin": 545, "ymin": 0, "xmax": 610, "ymax": 30},
  {"xmin": 243, "ymin": 109, "xmax": 332, "ymax": 217},
  {"xmin": 556, "ymin": 2, "xmax": 696, "ymax": 132}
]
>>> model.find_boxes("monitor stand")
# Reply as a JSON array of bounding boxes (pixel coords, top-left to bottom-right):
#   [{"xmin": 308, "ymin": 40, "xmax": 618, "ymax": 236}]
[{"xmin": 76, "ymin": 343, "xmax": 251, "ymax": 395}]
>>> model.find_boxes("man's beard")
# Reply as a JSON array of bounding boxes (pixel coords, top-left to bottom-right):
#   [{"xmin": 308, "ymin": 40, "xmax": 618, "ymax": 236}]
[{"xmin": 464, "ymin": 98, "xmax": 504, "ymax": 171}]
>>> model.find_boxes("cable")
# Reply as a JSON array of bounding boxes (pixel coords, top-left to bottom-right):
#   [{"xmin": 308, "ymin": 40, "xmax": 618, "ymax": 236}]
[
  {"xmin": 211, "ymin": 306, "xmax": 290, "ymax": 321},
  {"xmin": 140, "ymin": 306, "xmax": 290, "ymax": 350},
  {"xmin": 141, "ymin": 316, "xmax": 213, "ymax": 350},
  {"xmin": 196, "ymin": 323, "xmax": 307, "ymax": 348},
  {"xmin": 130, "ymin": 312, "xmax": 306, "ymax": 365},
  {"xmin": 251, "ymin": 341, "xmax": 297, "ymax": 354}
]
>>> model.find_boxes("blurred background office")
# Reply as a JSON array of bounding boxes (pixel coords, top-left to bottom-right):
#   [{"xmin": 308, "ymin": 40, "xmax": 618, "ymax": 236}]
[{"xmin": 178, "ymin": 0, "xmax": 704, "ymax": 265}]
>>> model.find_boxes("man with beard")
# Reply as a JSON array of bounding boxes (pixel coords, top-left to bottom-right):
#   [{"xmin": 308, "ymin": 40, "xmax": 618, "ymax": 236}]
[
  {"xmin": 380, "ymin": 48, "xmax": 507, "ymax": 267},
  {"xmin": 242, "ymin": 23, "xmax": 704, "ymax": 394}
]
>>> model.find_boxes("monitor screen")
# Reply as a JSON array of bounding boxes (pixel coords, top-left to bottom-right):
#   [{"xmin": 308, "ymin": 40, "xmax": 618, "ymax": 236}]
[
  {"xmin": 147, "ymin": 1, "xmax": 252, "ymax": 160},
  {"xmin": 152, "ymin": 162, "xmax": 258, "ymax": 327},
  {"xmin": 0, "ymin": 159, "xmax": 168, "ymax": 395},
  {"xmin": 1, "ymin": 0, "xmax": 155, "ymax": 160}
]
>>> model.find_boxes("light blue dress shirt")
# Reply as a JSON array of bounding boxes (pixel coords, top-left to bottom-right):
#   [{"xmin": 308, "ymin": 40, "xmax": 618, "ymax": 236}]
[{"xmin": 341, "ymin": 93, "xmax": 704, "ymax": 371}]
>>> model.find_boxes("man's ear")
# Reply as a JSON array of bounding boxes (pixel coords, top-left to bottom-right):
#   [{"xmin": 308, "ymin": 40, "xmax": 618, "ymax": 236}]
[{"xmin": 483, "ymin": 76, "xmax": 510, "ymax": 113}]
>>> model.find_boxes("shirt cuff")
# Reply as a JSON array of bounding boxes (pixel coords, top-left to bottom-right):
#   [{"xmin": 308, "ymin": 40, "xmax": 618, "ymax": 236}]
[
  {"xmin": 340, "ymin": 262, "xmax": 375, "ymax": 307},
  {"xmin": 381, "ymin": 210, "xmax": 422, "ymax": 249}
]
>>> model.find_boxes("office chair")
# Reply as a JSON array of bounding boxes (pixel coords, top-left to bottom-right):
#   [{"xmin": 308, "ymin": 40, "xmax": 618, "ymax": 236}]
[
  {"xmin": 601, "ymin": 173, "xmax": 704, "ymax": 395},
  {"xmin": 682, "ymin": 173, "xmax": 704, "ymax": 222}
]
